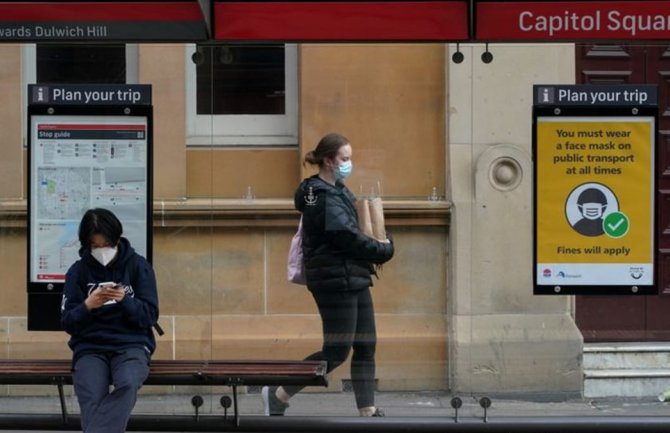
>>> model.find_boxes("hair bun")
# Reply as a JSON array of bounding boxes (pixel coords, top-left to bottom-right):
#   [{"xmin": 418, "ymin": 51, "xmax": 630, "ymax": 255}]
[{"xmin": 304, "ymin": 150, "xmax": 318, "ymax": 165}]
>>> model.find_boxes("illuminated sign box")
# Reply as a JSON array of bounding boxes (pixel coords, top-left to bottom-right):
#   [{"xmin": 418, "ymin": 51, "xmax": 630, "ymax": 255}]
[
  {"xmin": 533, "ymin": 85, "xmax": 658, "ymax": 295},
  {"xmin": 27, "ymin": 84, "xmax": 153, "ymax": 330}
]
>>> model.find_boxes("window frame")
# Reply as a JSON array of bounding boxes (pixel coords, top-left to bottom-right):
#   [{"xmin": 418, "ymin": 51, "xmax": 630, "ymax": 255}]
[{"xmin": 184, "ymin": 44, "xmax": 298, "ymax": 146}]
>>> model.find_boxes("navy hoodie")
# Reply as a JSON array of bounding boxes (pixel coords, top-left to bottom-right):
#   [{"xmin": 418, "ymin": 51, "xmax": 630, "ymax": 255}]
[{"xmin": 61, "ymin": 237, "xmax": 159, "ymax": 365}]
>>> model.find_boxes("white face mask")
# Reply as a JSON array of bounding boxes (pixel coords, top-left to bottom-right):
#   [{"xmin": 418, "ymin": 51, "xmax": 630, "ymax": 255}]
[
  {"xmin": 91, "ymin": 246, "xmax": 118, "ymax": 266},
  {"xmin": 579, "ymin": 203, "xmax": 605, "ymax": 220}
]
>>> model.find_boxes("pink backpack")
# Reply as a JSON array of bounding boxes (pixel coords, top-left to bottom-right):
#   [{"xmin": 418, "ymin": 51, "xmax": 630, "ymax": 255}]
[{"xmin": 287, "ymin": 217, "xmax": 306, "ymax": 285}]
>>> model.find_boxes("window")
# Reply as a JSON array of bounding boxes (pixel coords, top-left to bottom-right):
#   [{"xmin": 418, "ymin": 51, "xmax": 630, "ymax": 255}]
[
  {"xmin": 185, "ymin": 44, "xmax": 298, "ymax": 146},
  {"xmin": 24, "ymin": 44, "xmax": 137, "ymax": 84},
  {"xmin": 35, "ymin": 44, "xmax": 127, "ymax": 83},
  {"xmin": 21, "ymin": 44, "xmax": 139, "ymax": 146}
]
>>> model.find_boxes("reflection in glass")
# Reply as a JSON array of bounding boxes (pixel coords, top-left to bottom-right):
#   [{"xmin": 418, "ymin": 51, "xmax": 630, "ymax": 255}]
[
  {"xmin": 195, "ymin": 45, "xmax": 285, "ymax": 115},
  {"xmin": 36, "ymin": 44, "xmax": 126, "ymax": 83}
]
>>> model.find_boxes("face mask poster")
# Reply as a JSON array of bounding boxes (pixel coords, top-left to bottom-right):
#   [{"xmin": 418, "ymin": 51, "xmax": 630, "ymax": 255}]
[{"xmin": 533, "ymin": 85, "xmax": 657, "ymax": 295}]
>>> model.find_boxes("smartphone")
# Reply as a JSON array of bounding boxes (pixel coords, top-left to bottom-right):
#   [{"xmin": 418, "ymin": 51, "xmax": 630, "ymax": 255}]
[{"xmin": 97, "ymin": 282, "xmax": 117, "ymax": 289}]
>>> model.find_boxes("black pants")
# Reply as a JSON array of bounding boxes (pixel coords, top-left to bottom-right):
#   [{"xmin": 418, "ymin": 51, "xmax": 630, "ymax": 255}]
[{"xmin": 283, "ymin": 288, "xmax": 377, "ymax": 409}]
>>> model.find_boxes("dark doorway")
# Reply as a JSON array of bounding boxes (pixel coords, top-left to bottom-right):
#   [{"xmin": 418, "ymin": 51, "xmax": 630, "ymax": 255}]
[{"xmin": 575, "ymin": 44, "xmax": 670, "ymax": 341}]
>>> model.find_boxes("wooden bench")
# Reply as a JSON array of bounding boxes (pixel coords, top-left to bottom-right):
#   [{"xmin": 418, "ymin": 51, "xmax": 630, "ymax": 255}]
[{"xmin": 0, "ymin": 359, "xmax": 328, "ymax": 425}]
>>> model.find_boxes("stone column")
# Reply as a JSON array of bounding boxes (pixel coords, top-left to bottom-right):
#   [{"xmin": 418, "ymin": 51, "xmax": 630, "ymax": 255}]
[
  {"xmin": 447, "ymin": 44, "xmax": 583, "ymax": 397},
  {"xmin": 139, "ymin": 44, "xmax": 187, "ymax": 199}
]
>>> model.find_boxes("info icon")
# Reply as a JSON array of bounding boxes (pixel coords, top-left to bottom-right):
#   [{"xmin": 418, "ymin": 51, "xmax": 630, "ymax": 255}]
[
  {"xmin": 32, "ymin": 86, "xmax": 49, "ymax": 103},
  {"xmin": 537, "ymin": 86, "xmax": 554, "ymax": 104}
]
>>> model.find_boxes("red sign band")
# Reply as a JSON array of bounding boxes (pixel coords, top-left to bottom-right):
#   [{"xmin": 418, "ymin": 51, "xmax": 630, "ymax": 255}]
[
  {"xmin": 215, "ymin": 1, "xmax": 469, "ymax": 42},
  {"xmin": 478, "ymin": 1, "xmax": 670, "ymax": 41}
]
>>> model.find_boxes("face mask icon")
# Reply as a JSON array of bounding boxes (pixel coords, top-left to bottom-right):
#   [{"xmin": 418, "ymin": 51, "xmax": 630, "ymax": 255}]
[
  {"xmin": 579, "ymin": 203, "xmax": 605, "ymax": 220},
  {"xmin": 568, "ymin": 185, "xmax": 616, "ymax": 237}
]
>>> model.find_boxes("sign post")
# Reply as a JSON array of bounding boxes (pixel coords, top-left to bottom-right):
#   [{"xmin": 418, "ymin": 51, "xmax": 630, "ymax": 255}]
[
  {"xmin": 533, "ymin": 85, "xmax": 657, "ymax": 295},
  {"xmin": 27, "ymin": 84, "xmax": 153, "ymax": 330}
]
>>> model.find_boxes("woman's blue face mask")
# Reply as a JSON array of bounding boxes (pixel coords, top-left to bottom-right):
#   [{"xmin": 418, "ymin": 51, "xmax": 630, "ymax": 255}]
[{"xmin": 336, "ymin": 160, "xmax": 353, "ymax": 179}]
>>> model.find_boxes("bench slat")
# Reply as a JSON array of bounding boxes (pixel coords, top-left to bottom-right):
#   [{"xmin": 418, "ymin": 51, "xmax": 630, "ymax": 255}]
[{"xmin": 0, "ymin": 359, "xmax": 327, "ymax": 387}]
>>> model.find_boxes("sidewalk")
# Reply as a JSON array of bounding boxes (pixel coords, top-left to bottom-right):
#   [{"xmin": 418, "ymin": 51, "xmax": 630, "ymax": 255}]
[{"xmin": 1, "ymin": 390, "xmax": 669, "ymax": 418}]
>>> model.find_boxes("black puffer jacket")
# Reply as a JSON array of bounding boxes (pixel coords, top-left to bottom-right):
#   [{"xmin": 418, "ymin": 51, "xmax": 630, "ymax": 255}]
[{"xmin": 294, "ymin": 175, "xmax": 394, "ymax": 292}]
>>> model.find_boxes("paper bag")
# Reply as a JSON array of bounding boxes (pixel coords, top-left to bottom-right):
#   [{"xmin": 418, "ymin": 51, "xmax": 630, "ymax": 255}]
[
  {"xmin": 356, "ymin": 198, "xmax": 386, "ymax": 241},
  {"xmin": 355, "ymin": 199, "xmax": 374, "ymax": 238},
  {"xmin": 369, "ymin": 197, "xmax": 386, "ymax": 241}
]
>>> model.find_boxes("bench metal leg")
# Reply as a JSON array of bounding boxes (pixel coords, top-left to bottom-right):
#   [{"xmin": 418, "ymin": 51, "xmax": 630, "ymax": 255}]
[
  {"xmin": 232, "ymin": 385, "xmax": 239, "ymax": 427},
  {"xmin": 219, "ymin": 395, "xmax": 232, "ymax": 421},
  {"xmin": 191, "ymin": 395, "xmax": 204, "ymax": 421},
  {"xmin": 56, "ymin": 382, "xmax": 68, "ymax": 425}
]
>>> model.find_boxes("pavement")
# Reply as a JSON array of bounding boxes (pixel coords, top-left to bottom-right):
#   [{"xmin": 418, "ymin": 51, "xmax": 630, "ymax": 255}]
[
  {"xmin": 1, "ymin": 389, "xmax": 670, "ymax": 419},
  {"xmin": 2, "ymin": 389, "xmax": 670, "ymax": 433}
]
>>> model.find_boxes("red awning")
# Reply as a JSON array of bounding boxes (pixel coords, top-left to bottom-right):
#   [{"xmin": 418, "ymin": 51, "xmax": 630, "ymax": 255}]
[
  {"xmin": 6, "ymin": 0, "xmax": 670, "ymax": 44},
  {"xmin": 0, "ymin": 1, "xmax": 209, "ymax": 42},
  {"xmin": 213, "ymin": 1, "xmax": 470, "ymax": 42}
]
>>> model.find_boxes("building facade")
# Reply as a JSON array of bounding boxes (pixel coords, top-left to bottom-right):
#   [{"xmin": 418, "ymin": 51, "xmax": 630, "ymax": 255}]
[{"xmin": 0, "ymin": 41, "xmax": 590, "ymax": 398}]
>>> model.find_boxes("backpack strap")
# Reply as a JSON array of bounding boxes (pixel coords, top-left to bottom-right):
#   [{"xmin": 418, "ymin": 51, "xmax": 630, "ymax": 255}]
[{"xmin": 127, "ymin": 254, "xmax": 164, "ymax": 337}]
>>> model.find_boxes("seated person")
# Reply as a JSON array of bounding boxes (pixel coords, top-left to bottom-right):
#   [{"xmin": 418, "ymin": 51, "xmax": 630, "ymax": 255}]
[{"xmin": 61, "ymin": 208, "xmax": 159, "ymax": 433}]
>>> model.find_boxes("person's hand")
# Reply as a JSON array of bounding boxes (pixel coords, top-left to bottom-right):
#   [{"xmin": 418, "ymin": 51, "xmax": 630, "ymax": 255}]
[
  {"xmin": 84, "ymin": 284, "xmax": 125, "ymax": 310},
  {"xmin": 104, "ymin": 285, "xmax": 126, "ymax": 302},
  {"xmin": 85, "ymin": 286, "xmax": 112, "ymax": 310}
]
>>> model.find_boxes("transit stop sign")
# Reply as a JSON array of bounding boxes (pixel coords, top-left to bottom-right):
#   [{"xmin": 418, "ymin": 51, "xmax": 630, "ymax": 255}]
[{"xmin": 533, "ymin": 85, "xmax": 657, "ymax": 295}]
